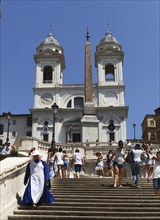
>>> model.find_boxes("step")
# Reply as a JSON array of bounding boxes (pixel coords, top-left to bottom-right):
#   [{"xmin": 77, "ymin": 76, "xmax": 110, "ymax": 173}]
[
  {"xmin": 19, "ymin": 202, "xmax": 160, "ymax": 209},
  {"xmin": 8, "ymin": 177, "xmax": 160, "ymax": 220},
  {"xmin": 12, "ymin": 210, "xmax": 160, "ymax": 216},
  {"xmin": 16, "ymin": 206, "xmax": 160, "ymax": 212},
  {"xmin": 8, "ymin": 214, "xmax": 160, "ymax": 220}
]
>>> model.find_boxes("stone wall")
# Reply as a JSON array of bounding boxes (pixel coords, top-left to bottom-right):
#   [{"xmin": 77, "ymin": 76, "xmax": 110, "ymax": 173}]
[{"xmin": 0, "ymin": 157, "xmax": 30, "ymax": 220}]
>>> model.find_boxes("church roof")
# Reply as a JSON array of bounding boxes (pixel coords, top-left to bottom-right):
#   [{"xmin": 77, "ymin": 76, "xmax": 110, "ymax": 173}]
[
  {"xmin": 44, "ymin": 32, "xmax": 60, "ymax": 46},
  {"xmin": 99, "ymin": 30, "xmax": 119, "ymax": 44}
]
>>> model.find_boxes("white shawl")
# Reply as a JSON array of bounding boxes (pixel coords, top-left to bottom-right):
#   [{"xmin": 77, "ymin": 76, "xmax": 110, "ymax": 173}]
[{"xmin": 30, "ymin": 160, "xmax": 44, "ymax": 204}]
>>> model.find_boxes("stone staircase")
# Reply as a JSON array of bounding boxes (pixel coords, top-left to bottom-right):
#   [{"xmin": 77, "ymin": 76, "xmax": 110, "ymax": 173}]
[{"xmin": 8, "ymin": 177, "xmax": 160, "ymax": 219}]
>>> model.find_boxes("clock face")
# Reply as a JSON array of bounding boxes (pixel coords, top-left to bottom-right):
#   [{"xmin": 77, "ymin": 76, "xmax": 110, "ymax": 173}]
[{"xmin": 41, "ymin": 93, "xmax": 53, "ymax": 105}]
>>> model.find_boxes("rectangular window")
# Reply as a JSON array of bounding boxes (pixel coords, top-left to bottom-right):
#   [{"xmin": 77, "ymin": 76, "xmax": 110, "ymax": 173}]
[
  {"xmin": 72, "ymin": 133, "xmax": 81, "ymax": 142},
  {"xmin": 150, "ymin": 120, "xmax": 155, "ymax": 126},
  {"xmin": 26, "ymin": 131, "xmax": 32, "ymax": 137},
  {"xmin": 27, "ymin": 117, "xmax": 32, "ymax": 127},
  {"xmin": 0, "ymin": 124, "xmax": 3, "ymax": 135},
  {"xmin": 12, "ymin": 132, "xmax": 16, "ymax": 137},
  {"xmin": 43, "ymin": 134, "xmax": 48, "ymax": 142},
  {"xmin": 150, "ymin": 132, "xmax": 156, "ymax": 140},
  {"xmin": 109, "ymin": 132, "xmax": 115, "ymax": 141}
]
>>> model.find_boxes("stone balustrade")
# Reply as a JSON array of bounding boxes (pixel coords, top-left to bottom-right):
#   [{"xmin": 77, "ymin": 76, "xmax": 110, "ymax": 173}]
[{"xmin": 0, "ymin": 157, "xmax": 30, "ymax": 220}]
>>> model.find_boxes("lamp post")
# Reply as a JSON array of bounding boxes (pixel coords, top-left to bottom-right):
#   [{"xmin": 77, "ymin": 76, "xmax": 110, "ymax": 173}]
[
  {"xmin": 133, "ymin": 123, "xmax": 136, "ymax": 141},
  {"xmin": 6, "ymin": 112, "xmax": 12, "ymax": 144},
  {"xmin": 51, "ymin": 103, "xmax": 59, "ymax": 150}
]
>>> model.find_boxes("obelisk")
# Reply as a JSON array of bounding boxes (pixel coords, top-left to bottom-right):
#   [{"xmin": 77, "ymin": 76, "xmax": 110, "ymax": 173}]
[
  {"xmin": 81, "ymin": 29, "xmax": 99, "ymax": 143},
  {"xmin": 83, "ymin": 28, "xmax": 95, "ymax": 115}
]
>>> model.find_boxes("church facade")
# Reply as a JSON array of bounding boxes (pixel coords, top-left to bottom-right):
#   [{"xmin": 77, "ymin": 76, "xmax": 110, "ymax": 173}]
[{"xmin": 0, "ymin": 30, "xmax": 128, "ymax": 145}]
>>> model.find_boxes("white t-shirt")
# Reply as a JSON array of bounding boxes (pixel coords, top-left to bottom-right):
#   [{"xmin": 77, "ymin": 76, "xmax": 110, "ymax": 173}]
[
  {"xmin": 152, "ymin": 159, "xmax": 160, "ymax": 179},
  {"xmin": 132, "ymin": 149, "xmax": 143, "ymax": 162},
  {"xmin": 73, "ymin": 153, "xmax": 83, "ymax": 165},
  {"xmin": 55, "ymin": 152, "xmax": 64, "ymax": 165},
  {"xmin": 114, "ymin": 148, "xmax": 125, "ymax": 164}
]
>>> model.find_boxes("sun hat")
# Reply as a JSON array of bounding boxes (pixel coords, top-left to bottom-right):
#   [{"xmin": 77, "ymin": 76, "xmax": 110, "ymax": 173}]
[{"xmin": 31, "ymin": 150, "xmax": 40, "ymax": 156}]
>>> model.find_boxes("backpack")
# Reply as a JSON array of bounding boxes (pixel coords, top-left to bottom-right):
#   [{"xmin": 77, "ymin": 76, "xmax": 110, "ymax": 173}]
[{"xmin": 125, "ymin": 151, "xmax": 134, "ymax": 164}]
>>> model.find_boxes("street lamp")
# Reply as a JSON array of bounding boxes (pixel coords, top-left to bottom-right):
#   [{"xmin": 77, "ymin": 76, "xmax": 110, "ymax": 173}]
[
  {"xmin": 6, "ymin": 112, "xmax": 12, "ymax": 144},
  {"xmin": 133, "ymin": 123, "xmax": 136, "ymax": 141},
  {"xmin": 51, "ymin": 103, "xmax": 59, "ymax": 150}
]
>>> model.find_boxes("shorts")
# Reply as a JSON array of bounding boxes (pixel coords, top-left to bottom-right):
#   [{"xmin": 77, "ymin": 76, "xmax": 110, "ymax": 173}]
[
  {"xmin": 113, "ymin": 161, "xmax": 124, "ymax": 168},
  {"xmin": 63, "ymin": 160, "xmax": 69, "ymax": 169},
  {"xmin": 153, "ymin": 178, "xmax": 160, "ymax": 190},
  {"xmin": 57, "ymin": 164, "xmax": 63, "ymax": 169},
  {"xmin": 95, "ymin": 165, "xmax": 104, "ymax": 171},
  {"xmin": 74, "ymin": 164, "xmax": 82, "ymax": 173}
]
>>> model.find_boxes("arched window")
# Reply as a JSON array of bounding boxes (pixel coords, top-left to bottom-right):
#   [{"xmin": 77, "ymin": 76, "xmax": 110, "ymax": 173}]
[
  {"xmin": 66, "ymin": 97, "xmax": 84, "ymax": 108},
  {"xmin": 67, "ymin": 100, "xmax": 71, "ymax": 108},
  {"xmin": 43, "ymin": 66, "xmax": 52, "ymax": 83},
  {"xmin": 74, "ymin": 97, "xmax": 83, "ymax": 108},
  {"xmin": 105, "ymin": 64, "xmax": 115, "ymax": 81}
]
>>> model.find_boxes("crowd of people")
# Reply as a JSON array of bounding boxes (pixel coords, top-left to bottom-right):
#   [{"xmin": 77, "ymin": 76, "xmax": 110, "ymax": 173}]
[
  {"xmin": 0, "ymin": 143, "xmax": 18, "ymax": 160},
  {"xmin": 47, "ymin": 147, "xmax": 85, "ymax": 179},
  {"xmin": 21, "ymin": 141, "xmax": 160, "ymax": 208},
  {"xmin": 21, "ymin": 147, "xmax": 85, "ymax": 208},
  {"xmin": 95, "ymin": 140, "xmax": 160, "ymax": 196}
]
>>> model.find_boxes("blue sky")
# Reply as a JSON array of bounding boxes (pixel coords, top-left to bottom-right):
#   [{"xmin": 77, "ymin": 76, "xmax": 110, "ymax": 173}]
[{"xmin": 0, "ymin": 0, "xmax": 160, "ymax": 140}]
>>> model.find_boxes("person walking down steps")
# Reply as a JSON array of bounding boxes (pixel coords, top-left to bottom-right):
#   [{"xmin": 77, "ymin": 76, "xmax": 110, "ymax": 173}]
[
  {"xmin": 148, "ymin": 151, "xmax": 160, "ymax": 196},
  {"xmin": 21, "ymin": 149, "xmax": 55, "ymax": 208},
  {"xmin": 112, "ymin": 140, "xmax": 125, "ymax": 187}
]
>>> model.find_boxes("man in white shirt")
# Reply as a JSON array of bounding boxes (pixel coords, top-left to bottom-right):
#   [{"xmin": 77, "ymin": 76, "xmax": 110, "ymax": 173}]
[
  {"xmin": 132, "ymin": 144, "xmax": 143, "ymax": 188},
  {"xmin": 72, "ymin": 149, "xmax": 84, "ymax": 178},
  {"xmin": 54, "ymin": 147, "xmax": 64, "ymax": 178}
]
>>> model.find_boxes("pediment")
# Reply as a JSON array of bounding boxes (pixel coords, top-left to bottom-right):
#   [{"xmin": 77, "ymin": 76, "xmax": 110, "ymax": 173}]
[
  {"xmin": 97, "ymin": 47, "xmax": 121, "ymax": 55},
  {"xmin": 37, "ymin": 48, "xmax": 60, "ymax": 56}
]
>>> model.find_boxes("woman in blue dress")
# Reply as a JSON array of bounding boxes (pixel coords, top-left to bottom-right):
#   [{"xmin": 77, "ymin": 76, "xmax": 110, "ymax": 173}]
[{"xmin": 21, "ymin": 149, "xmax": 55, "ymax": 208}]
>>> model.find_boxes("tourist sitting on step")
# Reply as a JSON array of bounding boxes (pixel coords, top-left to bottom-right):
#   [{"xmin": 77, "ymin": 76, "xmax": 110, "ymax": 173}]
[
  {"xmin": 21, "ymin": 150, "xmax": 55, "ymax": 208},
  {"xmin": 148, "ymin": 151, "xmax": 160, "ymax": 197},
  {"xmin": 112, "ymin": 140, "xmax": 125, "ymax": 187},
  {"xmin": 10, "ymin": 145, "xmax": 18, "ymax": 157},
  {"xmin": 72, "ymin": 148, "xmax": 85, "ymax": 178},
  {"xmin": 95, "ymin": 151, "xmax": 104, "ymax": 177}
]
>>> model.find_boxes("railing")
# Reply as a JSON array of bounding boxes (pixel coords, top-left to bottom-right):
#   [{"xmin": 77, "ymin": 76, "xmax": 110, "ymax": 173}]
[{"xmin": 13, "ymin": 136, "xmax": 160, "ymax": 159}]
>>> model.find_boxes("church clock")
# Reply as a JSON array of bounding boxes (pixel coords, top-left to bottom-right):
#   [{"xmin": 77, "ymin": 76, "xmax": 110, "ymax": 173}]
[{"xmin": 40, "ymin": 93, "xmax": 53, "ymax": 105}]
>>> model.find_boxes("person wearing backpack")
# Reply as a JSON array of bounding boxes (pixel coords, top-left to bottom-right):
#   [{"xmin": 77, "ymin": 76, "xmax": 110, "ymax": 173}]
[{"xmin": 132, "ymin": 144, "xmax": 144, "ymax": 188}]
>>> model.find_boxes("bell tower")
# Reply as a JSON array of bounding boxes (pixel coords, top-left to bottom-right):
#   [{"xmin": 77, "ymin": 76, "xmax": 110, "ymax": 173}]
[
  {"xmin": 33, "ymin": 32, "xmax": 65, "ymax": 109},
  {"xmin": 95, "ymin": 29, "xmax": 128, "ymax": 141},
  {"xmin": 95, "ymin": 30, "xmax": 126, "ymax": 107}
]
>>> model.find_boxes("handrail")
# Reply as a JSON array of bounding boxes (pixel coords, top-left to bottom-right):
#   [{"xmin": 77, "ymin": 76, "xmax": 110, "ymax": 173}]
[{"xmin": 13, "ymin": 136, "xmax": 160, "ymax": 156}]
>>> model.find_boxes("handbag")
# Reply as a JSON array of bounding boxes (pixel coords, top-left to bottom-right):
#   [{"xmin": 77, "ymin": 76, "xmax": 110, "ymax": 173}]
[{"xmin": 125, "ymin": 151, "xmax": 134, "ymax": 164}]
